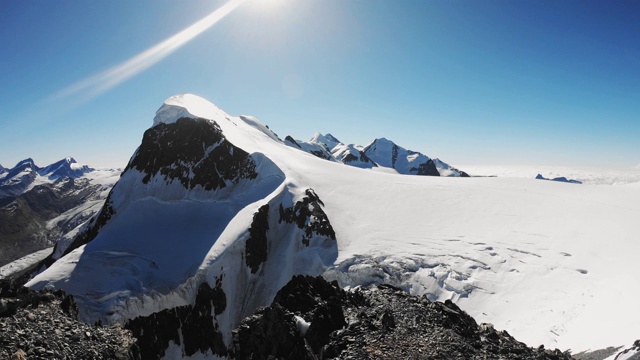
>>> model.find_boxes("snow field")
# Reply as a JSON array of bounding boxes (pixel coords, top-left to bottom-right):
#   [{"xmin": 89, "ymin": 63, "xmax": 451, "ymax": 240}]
[{"xmin": 27, "ymin": 94, "xmax": 640, "ymax": 355}]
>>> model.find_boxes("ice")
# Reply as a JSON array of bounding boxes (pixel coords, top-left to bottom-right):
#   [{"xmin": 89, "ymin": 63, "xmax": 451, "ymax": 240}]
[{"xmin": 28, "ymin": 94, "xmax": 640, "ymax": 354}]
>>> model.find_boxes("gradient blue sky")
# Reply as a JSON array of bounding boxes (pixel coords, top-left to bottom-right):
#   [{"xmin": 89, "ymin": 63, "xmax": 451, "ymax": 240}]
[{"xmin": 1, "ymin": 0, "xmax": 638, "ymax": 169}]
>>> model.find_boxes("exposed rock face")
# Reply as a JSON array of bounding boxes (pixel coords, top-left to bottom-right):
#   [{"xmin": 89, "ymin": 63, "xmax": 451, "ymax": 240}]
[
  {"xmin": 231, "ymin": 275, "xmax": 574, "ymax": 360},
  {"xmin": 125, "ymin": 278, "xmax": 228, "ymax": 359},
  {"xmin": 42, "ymin": 117, "xmax": 260, "ymax": 266},
  {"xmin": 278, "ymin": 189, "xmax": 336, "ymax": 246},
  {"xmin": 331, "ymin": 144, "xmax": 377, "ymax": 169},
  {"xmin": 0, "ymin": 279, "xmax": 139, "ymax": 360},
  {"xmin": 245, "ymin": 204, "xmax": 270, "ymax": 274},
  {"xmin": 126, "ymin": 117, "xmax": 258, "ymax": 191},
  {"xmin": 410, "ymin": 158, "xmax": 440, "ymax": 176}
]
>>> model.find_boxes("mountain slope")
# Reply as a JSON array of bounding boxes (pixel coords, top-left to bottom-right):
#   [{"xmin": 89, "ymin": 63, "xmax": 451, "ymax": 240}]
[
  {"xmin": 363, "ymin": 137, "xmax": 468, "ymax": 176},
  {"xmin": 27, "ymin": 95, "xmax": 338, "ymax": 358},
  {"xmin": 26, "ymin": 94, "xmax": 640, "ymax": 356},
  {"xmin": 0, "ymin": 158, "xmax": 118, "ymax": 267}
]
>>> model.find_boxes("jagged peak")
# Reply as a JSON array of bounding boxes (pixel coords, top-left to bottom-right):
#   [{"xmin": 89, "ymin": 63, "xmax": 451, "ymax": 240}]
[
  {"xmin": 363, "ymin": 137, "xmax": 398, "ymax": 154},
  {"xmin": 38, "ymin": 157, "xmax": 93, "ymax": 179},
  {"xmin": 14, "ymin": 158, "xmax": 37, "ymax": 168},
  {"xmin": 153, "ymin": 93, "xmax": 229, "ymax": 127},
  {"xmin": 310, "ymin": 132, "xmax": 341, "ymax": 152}
]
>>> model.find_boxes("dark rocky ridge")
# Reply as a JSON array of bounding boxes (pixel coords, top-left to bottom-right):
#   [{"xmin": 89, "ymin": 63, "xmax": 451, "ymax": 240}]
[
  {"xmin": 0, "ymin": 279, "xmax": 139, "ymax": 359},
  {"xmin": 245, "ymin": 204, "xmax": 270, "ymax": 274},
  {"xmin": 232, "ymin": 275, "xmax": 574, "ymax": 360},
  {"xmin": 124, "ymin": 278, "xmax": 228, "ymax": 359}
]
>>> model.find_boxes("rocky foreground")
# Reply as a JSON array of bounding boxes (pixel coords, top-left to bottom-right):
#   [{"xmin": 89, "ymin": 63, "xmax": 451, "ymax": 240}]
[
  {"xmin": 0, "ymin": 274, "xmax": 617, "ymax": 360},
  {"xmin": 232, "ymin": 275, "xmax": 573, "ymax": 360},
  {"xmin": 0, "ymin": 279, "xmax": 138, "ymax": 360}
]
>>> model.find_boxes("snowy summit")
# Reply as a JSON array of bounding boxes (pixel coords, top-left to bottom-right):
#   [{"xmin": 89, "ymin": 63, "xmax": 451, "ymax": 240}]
[{"xmin": 23, "ymin": 94, "xmax": 640, "ymax": 358}]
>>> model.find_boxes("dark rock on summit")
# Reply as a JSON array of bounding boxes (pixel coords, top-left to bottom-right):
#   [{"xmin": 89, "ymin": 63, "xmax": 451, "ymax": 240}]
[
  {"xmin": 41, "ymin": 117, "xmax": 260, "ymax": 268},
  {"xmin": 126, "ymin": 117, "xmax": 258, "ymax": 191}
]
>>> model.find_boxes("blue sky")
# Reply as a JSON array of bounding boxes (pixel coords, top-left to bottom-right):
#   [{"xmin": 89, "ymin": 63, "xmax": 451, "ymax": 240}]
[{"xmin": 1, "ymin": 0, "xmax": 638, "ymax": 169}]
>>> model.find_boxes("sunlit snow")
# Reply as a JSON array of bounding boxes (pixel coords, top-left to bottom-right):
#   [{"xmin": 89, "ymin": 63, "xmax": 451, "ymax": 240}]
[{"xmin": 28, "ymin": 94, "xmax": 640, "ymax": 354}]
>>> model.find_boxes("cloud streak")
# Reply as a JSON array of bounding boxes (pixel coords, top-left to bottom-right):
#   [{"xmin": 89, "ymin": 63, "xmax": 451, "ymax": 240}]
[{"xmin": 53, "ymin": 0, "xmax": 246, "ymax": 103}]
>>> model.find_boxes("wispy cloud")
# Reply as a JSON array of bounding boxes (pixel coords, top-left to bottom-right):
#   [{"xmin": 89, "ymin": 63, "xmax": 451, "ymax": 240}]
[{"xmin": 52, "ymin": 0, "xmax": 246, "ymax": 103}]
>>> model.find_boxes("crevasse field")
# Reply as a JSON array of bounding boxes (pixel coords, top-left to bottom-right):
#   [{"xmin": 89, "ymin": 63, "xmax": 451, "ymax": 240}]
[{"xmin": 27, "ymin": 94, "xmax": 640, "ymax": 354}]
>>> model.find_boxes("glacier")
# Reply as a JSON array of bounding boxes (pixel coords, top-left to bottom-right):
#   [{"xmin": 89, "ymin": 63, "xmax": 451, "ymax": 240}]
[{"xmin": 25, "ymin": 93, "xmax": 640, "ymax": 356}]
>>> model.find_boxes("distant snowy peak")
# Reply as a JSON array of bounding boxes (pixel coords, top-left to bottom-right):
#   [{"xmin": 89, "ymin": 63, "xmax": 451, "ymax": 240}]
[
  {"xmin": 284, "ymin": 136, "xmax": 335, "ymax": 161},
  {"xmin": 362, "ymin": 138, "xmax": 401, "ymax": 169},
  {"xmin": 2, "ymin": 158, "xmax": 39, "ymax": 181},
  {"xmin": 363, "ymin": 137, "xmax": 468, "ymax": 177},
  {"xmin": 310, "ymin": 132, "xmax": 341, "ymax": 152},
  {"xmin": 535, "ymin": 174, "xmax": 582, "ymax": 184},
  {"xmin": 332, "ymin": 143, "xmax": 377, "ymax": 169},
  {"xmin": 38, "ymin": 157, "xmax": 93, "ymax": 180},
  {"xmin": 0, "ymin": 157, "xmax": 98, "ymax": 199},
  {"xmin": 284, "ymin": 134, "xmax": 468, "ymax": 177}
]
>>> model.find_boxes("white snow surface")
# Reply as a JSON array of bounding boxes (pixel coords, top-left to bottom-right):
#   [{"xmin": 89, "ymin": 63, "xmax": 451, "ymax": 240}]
[
  {"xmin": 310, "ymin": 132, "xmax": 341, "ymax": 151},
  {"xmin": 462, "ymin": 164, "xmax": 640, "ymax": 185},
  {"xmin": 27, "ymin": 94, "xmax": 640, "ymax": 355},
  {"xmin": 0, "ymin": 247, "xmax": 53, "ymax": 280},
  {"xmin": 603, "ymin": 341, "xmax": 640, "ymax": 360}
]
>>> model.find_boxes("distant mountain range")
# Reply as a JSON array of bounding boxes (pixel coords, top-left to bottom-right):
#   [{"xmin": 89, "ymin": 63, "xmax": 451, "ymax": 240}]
[
  {"xmin": 17, "ymin": 94, "xmax": 639, "ymax": 358},
  {"xmin": 0, "ymin": 158, "xmax": 119, "ymax": 266},
  {"xmin": 535, "ymin": 173, "xmax": 582, "ymax": 184},
  {"xmin": 285, "ymin": 133, "xmax": 469, "ymax": 177}
]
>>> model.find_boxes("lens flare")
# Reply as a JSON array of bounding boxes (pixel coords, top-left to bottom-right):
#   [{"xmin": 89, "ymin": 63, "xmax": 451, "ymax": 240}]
[{"xmin": 53, "ymin": 0, "xmax": 246, "ymax": 103}]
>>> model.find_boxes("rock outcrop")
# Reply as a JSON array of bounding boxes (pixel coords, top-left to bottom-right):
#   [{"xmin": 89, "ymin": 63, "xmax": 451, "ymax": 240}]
[
  {"xmin": 0, "ymin": 279, "xmax": 139, "ymax": 360},
  {"xmin": 231, "ymin": 275, "xmax": 574, "ymax": 360}
]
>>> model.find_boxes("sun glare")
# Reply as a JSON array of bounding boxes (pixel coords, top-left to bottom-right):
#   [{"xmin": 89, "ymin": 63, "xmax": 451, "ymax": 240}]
[{"xmin": 52, "ymin": 0, "xmax": 247, "ymax": 103}]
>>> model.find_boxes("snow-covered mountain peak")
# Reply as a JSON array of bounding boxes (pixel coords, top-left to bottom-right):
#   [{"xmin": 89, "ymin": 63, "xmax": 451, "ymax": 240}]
[
  {"xmin": 14, "ymin": 158, "xmax": 38, "ymax": 168},
  {"xmin": 310, "ymin": 132, "xmax": 341, "ymax": 151},
  {"xmin": 2, "ymin": 158, "xmax": 40, "ymax": 182},
  {"xmin": 38, "ymin": 157, "xmax": 93, "ymax": 180},
  {"xmin": 152, "ymin": 93, "xmax": 229, "ymax": 127}
]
